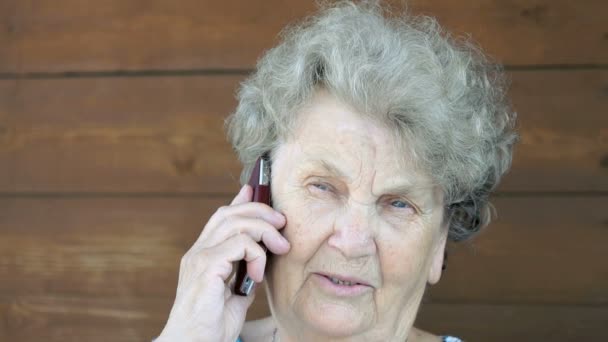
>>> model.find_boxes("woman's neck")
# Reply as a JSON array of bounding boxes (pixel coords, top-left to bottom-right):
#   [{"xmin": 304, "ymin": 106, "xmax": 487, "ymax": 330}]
[{"xmin": 242, "ymin": 317, "xmax": 440, "ymax": 342}]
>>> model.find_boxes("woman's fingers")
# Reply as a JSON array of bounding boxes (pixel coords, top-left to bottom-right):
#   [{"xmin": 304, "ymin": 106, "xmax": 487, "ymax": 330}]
[
  {"xmin": 225, "ymin": 275, "xmax": 235, "ymax": 300},
  {"xmin": 159, "ymin": 231, "xmax": 263, "ymax": 342},
  {"xmin": 193, "ymin": 192, "xmax": 287, "ymax": 251},
  {"xmin": 160, "ymin": 187, "xmax": 280, "ymax": 342},
  {"xmin": 224, "ymin": 288, "xmax": 256, "ymax": 328},
  {"xmin": 202, "ymin": 234, "xmax": 268, "ymax": 283},
  {"xmin": 208, "ymin": 201, "xmax": 286, "ymax": 232},
  {"xmin": 184, "ymin": 184, "xmax": 289, "ymax": 285},
  {"xmin": 200, "ymin": 216, "xmax": 290, "ymax": 254},
  {"xmin": 230, "ymin": 184, "xmax": 252, "ymax": 205}
]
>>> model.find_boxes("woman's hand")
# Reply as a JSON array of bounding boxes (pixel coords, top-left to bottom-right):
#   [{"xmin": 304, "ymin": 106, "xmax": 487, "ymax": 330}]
[{"xmin": 156, "ymin": 185, "xmax": 289, "ymax": 342}]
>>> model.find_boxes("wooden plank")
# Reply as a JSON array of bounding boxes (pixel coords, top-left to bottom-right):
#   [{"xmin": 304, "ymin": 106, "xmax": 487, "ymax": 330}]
[
  {"xmin": 0, "ymin": 75, "xmax": 244, "ymax": 194},
  {"xmin": 428, "ymin": 196, "xmax": 608, "ymax": 305},
  {"xmin": 0, "ymin": 196, "xmax": 223, "ymax": 297},
  {"xmin": 0, "ymin": 1, "xmax": 19, "ymax": 55},
  {"xmin": 0, "ymin": 294, "xmax": 170, "ymax": 342},
  {"xmin": 1, "ymin": 70, "xmax": 606, "ymax": 193},
  {"xmin": 498, "ymin": 69, "xmax": 608, "ymax": 192},
  {"xmin": 0, "ymin": 197, "xmax": 606, "ymax": 305},
  {"xmin": 0, "ymin": 0, "xmax": 606, "ymax": 73},
  {"xmin": 415, "ymin": 303, "xmax": 608, "ymax": 342},
  {"xmin": 1, "ymin": 294, "xmax": 606, "ymax": 342}
]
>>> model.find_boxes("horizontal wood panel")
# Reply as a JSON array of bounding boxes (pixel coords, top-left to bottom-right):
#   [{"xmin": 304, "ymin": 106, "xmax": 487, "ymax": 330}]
[
  {"xmin": 430, "ymin": 196, "xmax": 608, "ymax": 305},
  {"xmin": 1, "ymin": 294, "xmax": 606, "ymax": 342},
  {"xmin": 501, "ymin": 69, "xmax": 608, "ymax": 192},
  {"xmin": 0, "ymin": 295, "xmax": 170, "ymax": 342},
  {"xmin": 0, "ymin": 75, "xmax": 244, "ymax": 194},
  {"xmin": 1, "ymin": 70, "xmax": 606, "ymax": 193},
  {"xmin": 0, "ymin": 0, "xmax": 607, "ymax": 73},
  {"xmin": 0, "ymin": 197, "xmax": 606, "ymax": 304},
  {"xmin": 415, "ymin": 303, "xmax": 608, "ymax": 342}
]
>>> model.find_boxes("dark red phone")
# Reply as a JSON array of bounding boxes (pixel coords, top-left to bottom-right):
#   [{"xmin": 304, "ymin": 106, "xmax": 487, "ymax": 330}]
[{"xmin": 234, "ymin": 154, "xmax": 271, "ymax": 296}]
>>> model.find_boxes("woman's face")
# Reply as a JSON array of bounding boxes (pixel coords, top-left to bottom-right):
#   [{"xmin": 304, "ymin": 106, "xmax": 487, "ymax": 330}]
[{"xmin": 267, "ymin": 89, "xmax": 448, "ymax": 340}]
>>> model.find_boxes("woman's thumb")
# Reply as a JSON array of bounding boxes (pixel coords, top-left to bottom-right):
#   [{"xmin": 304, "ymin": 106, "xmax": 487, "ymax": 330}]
[
  {"xmin": 224, "ymin": 292, "xmax": 256, "ymax": 337},
  {"xmin": 230, "ymin": 184, "xmax": 252, "ymax": 205}
]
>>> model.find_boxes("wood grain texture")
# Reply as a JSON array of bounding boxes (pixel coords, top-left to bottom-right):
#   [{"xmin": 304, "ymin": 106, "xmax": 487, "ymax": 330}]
[
  {"xmin": 1, "ymin": 70, "xmax": 606, "ymax": 194},
  {"xmin": 1, "ymin": 294, "xmax": 606, "ymax": 342},
  {"xmin": 1, "ymin": 1, "xmax": 605, "ymax": 341},
  {"xmin": 0, "ymin": 294, "xmax": 170, "ymax": 342},
  {"xmin": 502, "ymin": 69, "xmax": 608, "ymax": 192},
  {"xmin": 0, "ymin": 0, "xmax": 606, "ymax": 73},
  {"xmin": 0, "ymin": 75, "xmax": 243, "ymax": 194},
  {"xmin": 415, "ymin": 303, "xmax": 608, "ymax": 342},
  {"xmin": 1, "ymin": 197, "xmax": 606, "ymax": 305}
]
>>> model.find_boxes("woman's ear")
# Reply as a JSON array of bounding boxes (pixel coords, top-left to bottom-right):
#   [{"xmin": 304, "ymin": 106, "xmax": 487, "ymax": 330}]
[{"xmin": 427, "ymin": 227, "xmax": 448, "ymax": 285}]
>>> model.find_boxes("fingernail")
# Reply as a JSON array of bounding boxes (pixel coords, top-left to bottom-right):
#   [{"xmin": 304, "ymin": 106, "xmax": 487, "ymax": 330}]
[{"xmin": 274, "ymin": 211, "xmax": 285, "ymax": 222}]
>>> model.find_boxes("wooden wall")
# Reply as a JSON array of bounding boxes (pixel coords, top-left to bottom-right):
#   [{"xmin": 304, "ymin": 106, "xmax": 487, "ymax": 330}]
[{"xmin": 0, "ymin": 1, "xmax": 606, "ymax": 341}]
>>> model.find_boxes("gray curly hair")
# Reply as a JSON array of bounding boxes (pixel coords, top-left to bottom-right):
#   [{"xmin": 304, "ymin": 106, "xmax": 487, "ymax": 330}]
[{"xmin": 225, "ymin": 0, "xmax": 518, "ymax": 242}]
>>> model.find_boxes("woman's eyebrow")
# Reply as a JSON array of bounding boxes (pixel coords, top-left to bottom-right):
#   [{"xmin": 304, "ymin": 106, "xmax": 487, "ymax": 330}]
[
  {"xmin": 306, "ymin": 160, "xmax": 432, "ymax": 193},
  {"xmin": 392, "ymin": 188, "xmax": 433, "ymax": 203},
  {"xmin": 385, "ymin": 184, "xmax": 443, "ymax": 210},
  {"xmin": 374, "ymin": 180, "xmax": 436, "ymax": 199},
  {"xmin": 304, "ymin": 158, "xmax": 349, "ymax": 179}
]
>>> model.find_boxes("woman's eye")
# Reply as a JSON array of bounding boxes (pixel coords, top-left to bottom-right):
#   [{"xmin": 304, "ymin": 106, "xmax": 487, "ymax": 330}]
[
  {"xmin": 307, "ymin": 182, "xmax": 336, "ymax": 196},
  {"xmin": 312, "ymin": 183, "xmax": 330, "ymax": 191},
  {"xmin": 391, "ymin": 200, "xmax": 411, "ymax": 209}
]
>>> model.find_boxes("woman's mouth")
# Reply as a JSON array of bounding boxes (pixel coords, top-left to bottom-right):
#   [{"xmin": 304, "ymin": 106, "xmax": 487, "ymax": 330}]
[
  {"xmin": 328, "ymin": 276, "xmax": 357, "ymax": 286},
  {"xmin": 312, "ymin": 273, "xmax": 373, "ymax": 297}
]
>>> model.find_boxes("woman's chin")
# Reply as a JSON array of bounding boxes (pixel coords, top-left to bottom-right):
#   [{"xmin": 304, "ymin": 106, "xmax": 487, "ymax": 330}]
[{"xmin": 295, "ymin": 299, "xmax": 374, "ymax": 337}]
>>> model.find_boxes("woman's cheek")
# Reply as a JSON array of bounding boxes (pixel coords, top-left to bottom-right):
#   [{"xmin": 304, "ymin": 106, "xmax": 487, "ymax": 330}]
[{"xmin": 282, "ymin": 191, "xmax": 337, "ymax": 241}]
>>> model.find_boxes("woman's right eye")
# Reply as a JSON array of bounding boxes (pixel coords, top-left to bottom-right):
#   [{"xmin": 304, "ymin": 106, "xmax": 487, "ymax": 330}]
[{"xmin": 312, "ymin": 183, "xmax": 330, "ymax": 191}]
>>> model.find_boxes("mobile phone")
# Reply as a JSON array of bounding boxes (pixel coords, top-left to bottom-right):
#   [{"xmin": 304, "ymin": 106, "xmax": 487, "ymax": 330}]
[{"xmin": 234, "ymin": 154, "xmax": 272, "ymax": 296}]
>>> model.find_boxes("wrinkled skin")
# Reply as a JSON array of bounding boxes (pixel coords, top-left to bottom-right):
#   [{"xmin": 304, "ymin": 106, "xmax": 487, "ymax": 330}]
[
  {"xmin": 266, "ymin": 89, "xmax": 448, "ymax": 341},
  {"xmin": 157, "ymin": 89, "xmax": 447, "ymax": 342}
]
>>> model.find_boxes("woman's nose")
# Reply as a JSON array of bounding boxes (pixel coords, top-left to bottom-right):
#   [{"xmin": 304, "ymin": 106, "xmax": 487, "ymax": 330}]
[{"xmin": 327, "ymin": 204, "xmax": 377, "ymax": 258}]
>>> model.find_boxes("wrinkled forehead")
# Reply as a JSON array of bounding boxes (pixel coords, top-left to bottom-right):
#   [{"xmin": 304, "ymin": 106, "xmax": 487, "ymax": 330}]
[
  {"xmin": 276, "ymin": 119, "xmax": 435, "ymax": 197},
  {"xmin": 293, "ymin": 144, "xmax": 435, "ymax": 192},
  {"xmin": 283, "ymin": 93, "xmax": 425, "ymax": 176}
]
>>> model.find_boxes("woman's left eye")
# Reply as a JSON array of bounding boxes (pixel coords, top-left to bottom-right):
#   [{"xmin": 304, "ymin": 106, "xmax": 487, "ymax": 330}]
[{"xmin": 391, "ymin": 200, "xmax": 411, "ymax": 209}]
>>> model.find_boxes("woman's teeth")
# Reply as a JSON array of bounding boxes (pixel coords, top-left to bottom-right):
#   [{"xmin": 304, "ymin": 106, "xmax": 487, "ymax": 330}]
[{"xmin": 329, "ymin": 277, "xmax": 355, "ymax": 286}]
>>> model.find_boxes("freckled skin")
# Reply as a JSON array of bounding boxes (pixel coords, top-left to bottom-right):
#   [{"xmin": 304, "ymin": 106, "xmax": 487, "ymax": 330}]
[{"xmin": 265, "ymin": 89, "xmax": 448, "ymax": 342}]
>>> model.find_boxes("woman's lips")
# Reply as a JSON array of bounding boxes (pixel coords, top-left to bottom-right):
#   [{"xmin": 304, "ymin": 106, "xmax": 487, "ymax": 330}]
[
  {"xmin": 315, "ymin": 272, "xmax": 372, "ymax": 286},
  {"xmin": 312, "ymin": 273, "xmax": 373, "ymax": 297}
]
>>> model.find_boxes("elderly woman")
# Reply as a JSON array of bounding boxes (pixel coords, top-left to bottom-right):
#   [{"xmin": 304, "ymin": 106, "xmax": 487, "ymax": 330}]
[{"xmin": 156, "ymin": 1, "xmax": 517, "ymax": 341}]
